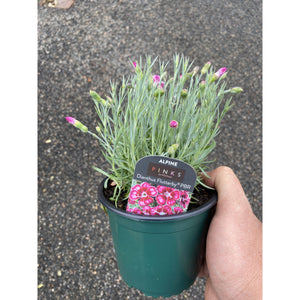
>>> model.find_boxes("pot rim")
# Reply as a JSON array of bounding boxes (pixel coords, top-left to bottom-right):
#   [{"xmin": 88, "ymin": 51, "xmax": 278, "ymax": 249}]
[{"xmin": 98, "ymin": 177, "xmax": 217, "ymax": 221}]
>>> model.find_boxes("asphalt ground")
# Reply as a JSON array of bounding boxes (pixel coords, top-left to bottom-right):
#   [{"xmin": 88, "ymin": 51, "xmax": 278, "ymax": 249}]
[{"xmin": 38, "ymin": 0, "xmax": 262, "ymax": 299}]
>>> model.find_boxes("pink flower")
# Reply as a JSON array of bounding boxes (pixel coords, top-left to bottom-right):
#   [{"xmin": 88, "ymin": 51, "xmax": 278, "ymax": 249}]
[
  {"xmin": 169, "ymin": 120, "xmax": 178, "ymax": 128},
  {"xmin": 156, "ymin": 186, "xmax": 180, "ymax": 206},
  {"xmin": 150, "ymin": 206, "xmax": 160, "ymax": 216},
  {"xmin": 127, "ymin": 207, "xmax": 143, "ymax": 215},
  {"xmin": 129, "ymin": 182, "xmax": 157, "ymax": 206},
  {"xmin": 133, "ymin": 61, "xmax": 137, "ymax": 68},
  {"xmin": 215, "ymin": 67, "xmax": 227, "ymax": 78},
  {"xmin": 163, "ymin": 205, "xmax": 173, "ymax": 215},
  {"xmin": 179, "ymin": 191, "xmax": 191, "ymax": 209},
  {"xmin": 128, "ymin": 197, "xmax": 136, "ymax": 205},
  {"xmin": 152, "ymin": 75, "xmax": 165, "ymax": 89},
  {"xmin": 139, "ymin": 197, "xmax": 154, "ymax": 207},
  {"xmin": 133, "ymin": 207, "xmax": 142, "ymax": 215},
  {"xmin": 142, "ymin": 206, "xmax": 152, "ymax": 215},
  {"xmin": 174, "ymin": 207, "xmax": 183, "ymax": 214},
  {"xmin": 150, "ymin": 205, "xmax": 173, "ymax": 216},
  {"xmin": 167, "ymin": 199, "xmax": 176, "ymax": 206},
  {"xmin": 65, "ymin": 116, "xmax": 76, "ymax": 124},
  {"xmin": 153, "ymin": 75, "xmax": 160, "ymax": 83}
]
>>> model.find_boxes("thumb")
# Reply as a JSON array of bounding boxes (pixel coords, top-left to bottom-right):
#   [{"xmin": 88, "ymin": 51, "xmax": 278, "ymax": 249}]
[{"xmin": 202, "ymin": 166, "xmax": 253, "ymax": 218}]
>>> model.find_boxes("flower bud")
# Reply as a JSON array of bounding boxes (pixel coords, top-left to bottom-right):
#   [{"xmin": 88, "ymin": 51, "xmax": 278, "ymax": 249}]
[
  {"xmin": 230, "ymin": 87, "xmax": 243, "ymax": 94},
  {"xmin": 154, "ymin": 89, "xmax": 165, "ymax": 97},
  {"xmin": 215, "ymin": 67, "xmax": 227, "ymax": 78},
  {"xmin": 133, "ymin": 62, "xmax": 141, "ymax": 73},
  {"xmin": 200, "ymin": 80, "xmax": 205, "ymax": 91},
  {"xmin": 220, "ymin": 72, "xmax": 227, "ymax": 80},
  {"xmin": 161, "ymin": 71, "xmax": 167, "ymax": 80},
  {"xmin": 65, "ymin": 116, "xmax": 76, "ymax": 124},
  {"xmin": 180, "ymin": 89, "xmax": 188, "ymax": 98},
  {"xmin": 75, "ymin": 121, "xmax": 88, "ymax": 133},
  {"xmin": 210, "ymin": 67, "xmax": 227, "ymax": 82},
  {"xmin": 169, "ymin": 120, "xmax": 178, "ymax": 128},
  {"xmin": 65, "ymin": 116, "xmax": 88, "ymax": 133},
  {"xmin": 100, "ymin": 98, "xmax": 108, "ymax": 106},
  {"xmin": 96, "ymin": 126, "xmax": 101, "ymax": 134},
  {"xmin": 201, "ymin": 61, "xmax": 211, "ymax": 74},
  {"xmin": 90, "ymin": 90, "xmax": 101, "ymax": 101},
  {"xmin": 167, "ymin": 143, "xmax": 179, "ymax": 154},
  {"xmin": 90, "ymin": 90, "xmax": 110, "ymax": 106},
  {"xmin": 192, "ymin": 66, "xmax": 200, "ymax": 75},
  {"xmin": 106, "ymin": 95, "xmax": 113, "ymax": 104}
]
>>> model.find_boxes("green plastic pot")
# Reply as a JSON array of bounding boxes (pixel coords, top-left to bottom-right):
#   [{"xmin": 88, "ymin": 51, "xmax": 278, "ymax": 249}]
[{"xmin": 98, "ymin": 178, "xmax": 217, "ymax": 298}]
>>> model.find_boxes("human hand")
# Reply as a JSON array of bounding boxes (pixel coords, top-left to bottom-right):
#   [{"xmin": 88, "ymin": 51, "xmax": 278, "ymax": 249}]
[{"xmin": 199, "ymin": 166, "xmax": 262, "ymax": 299}]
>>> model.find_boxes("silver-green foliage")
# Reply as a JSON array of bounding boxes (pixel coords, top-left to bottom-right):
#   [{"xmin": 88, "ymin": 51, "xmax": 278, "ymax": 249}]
[{"xmin": 80, "ymin": 55, "xmax": 241, "ymax": 198}]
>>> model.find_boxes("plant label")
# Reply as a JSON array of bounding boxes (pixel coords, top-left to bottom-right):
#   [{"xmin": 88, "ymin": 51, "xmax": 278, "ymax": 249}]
[{"xmin": 126, "ymin": 156, "xmax": 197, "ymax": 216}]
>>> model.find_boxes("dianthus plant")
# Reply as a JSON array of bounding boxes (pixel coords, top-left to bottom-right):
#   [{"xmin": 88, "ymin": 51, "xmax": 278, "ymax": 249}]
[{"xmin": 66, "ymin": 55, "xmax": 242, "ymax": 201}]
